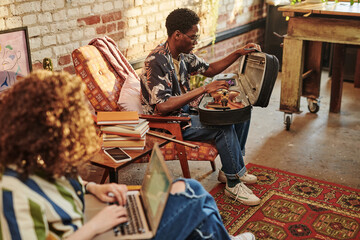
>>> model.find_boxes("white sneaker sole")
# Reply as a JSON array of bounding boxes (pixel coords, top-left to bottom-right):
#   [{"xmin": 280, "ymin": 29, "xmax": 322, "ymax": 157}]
[
  {"xmin": 218, "ymin": 170, "xmax": 257, "ymax": 184},
  {"xmin": 224, "ymin": 188, "xmax": 260, "ymax": 206}
]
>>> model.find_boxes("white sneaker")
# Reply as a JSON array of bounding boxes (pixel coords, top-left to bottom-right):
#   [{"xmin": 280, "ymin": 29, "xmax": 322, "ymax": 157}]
[
  {"xmin": 218, "ymin": 170, "xmax": 257, "ymax": 184},
  {"xmin": 230, "ymin": 232, "xmax": 256, "ymax": 240},
  {"xmin": 225, "ymin": 182, "xmax": 260, "ymax": 206}
]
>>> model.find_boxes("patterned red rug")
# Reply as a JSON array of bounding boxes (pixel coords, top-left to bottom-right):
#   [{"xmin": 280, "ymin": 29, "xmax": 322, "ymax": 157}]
[{"xmin": 210, "ymin": 163, "xmax": 360, "ymax": 240}]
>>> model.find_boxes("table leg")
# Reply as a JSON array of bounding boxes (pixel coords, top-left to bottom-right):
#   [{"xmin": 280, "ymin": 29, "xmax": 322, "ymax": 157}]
[
  {"xmin": 280, "ymin": 37, "xmax": 305, "ymax": 113},
  {"xmin": 108, "ymin": 169, "xmax": 118, "ymax": 183},
  {"xmin": 330, "ymin": 44, "xmax": 345, "ymax": 113},
  {"xmin": 302, "ymin": 41, "xmax": 322, "ymax": 99},
  {"xmin": 354, "ymin": 48, "xmax": 360, "ymax": 88}
]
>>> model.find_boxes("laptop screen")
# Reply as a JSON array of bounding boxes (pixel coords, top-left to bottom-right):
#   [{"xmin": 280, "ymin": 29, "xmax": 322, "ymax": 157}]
[{"xmin": 141, "ymin": 144, "xmax": 172, "ymax": 233}]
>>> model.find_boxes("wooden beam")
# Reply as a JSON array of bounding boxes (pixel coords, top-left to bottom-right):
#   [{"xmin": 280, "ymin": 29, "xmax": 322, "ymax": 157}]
[{"xmin": 287, "ymin": 17, "xmax": 360, "ymax": 45}]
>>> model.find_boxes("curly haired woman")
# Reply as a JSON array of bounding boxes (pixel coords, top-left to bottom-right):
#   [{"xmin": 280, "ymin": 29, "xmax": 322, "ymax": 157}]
[
  {"xmin": 0, "ymin": 70, "xmax": 255, "ymax": 240},
  {"xmin": 0, "ymin": 70, "xmax": 129, "ymax": 239}
]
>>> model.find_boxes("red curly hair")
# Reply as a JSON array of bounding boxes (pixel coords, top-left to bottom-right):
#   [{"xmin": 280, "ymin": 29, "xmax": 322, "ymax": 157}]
[{"xmin": 0, "ymin": 70, "xmax": 100, "ymax": 179}]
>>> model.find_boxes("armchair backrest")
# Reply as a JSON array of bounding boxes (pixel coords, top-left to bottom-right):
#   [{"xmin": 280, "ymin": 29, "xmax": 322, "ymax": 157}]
[
  {"xmin": 72, "ymin": 37, "xmax": 142, "ymax": 113},
  {"xmin": 72, "ymin": 45, "xmax": 122, "ymax": 111}
]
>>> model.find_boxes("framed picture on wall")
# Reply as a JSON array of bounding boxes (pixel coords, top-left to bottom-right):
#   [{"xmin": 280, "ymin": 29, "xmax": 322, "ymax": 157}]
[{"xmin": 0, "ymin": 26, "xmax": 32, "ymax": 93}]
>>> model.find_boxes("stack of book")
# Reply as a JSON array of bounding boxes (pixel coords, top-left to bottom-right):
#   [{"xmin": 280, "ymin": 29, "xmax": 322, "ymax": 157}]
[{"xmin": 96, "ymin": 111, "xmax": 149, "ymax": 150}]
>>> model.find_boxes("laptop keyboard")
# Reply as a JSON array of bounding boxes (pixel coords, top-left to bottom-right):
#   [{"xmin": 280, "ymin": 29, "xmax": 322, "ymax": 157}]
[{"xmin": 113, "ymin": 194, "xmax": 146, "ymax": 236}]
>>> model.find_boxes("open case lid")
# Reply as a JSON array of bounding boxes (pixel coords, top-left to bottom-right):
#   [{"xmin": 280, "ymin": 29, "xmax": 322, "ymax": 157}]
[{"xmin": 237, "ymin": 52, "xmax": 279, "ymax": 107}]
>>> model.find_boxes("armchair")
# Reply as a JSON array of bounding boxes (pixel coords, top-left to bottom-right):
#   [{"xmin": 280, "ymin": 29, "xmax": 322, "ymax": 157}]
[{"xmin": 72, "ymin": 39, "xmax": 217, "ymax": 178}]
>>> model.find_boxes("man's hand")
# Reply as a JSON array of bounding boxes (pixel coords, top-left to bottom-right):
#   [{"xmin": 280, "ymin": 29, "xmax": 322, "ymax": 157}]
[
  {"xmin": 238, "ymin": 43, "xmax": 262, "ymax": 55},
  {"xmin": 204, "ymin": 80, "xmax": 229, "ymax": 94}
]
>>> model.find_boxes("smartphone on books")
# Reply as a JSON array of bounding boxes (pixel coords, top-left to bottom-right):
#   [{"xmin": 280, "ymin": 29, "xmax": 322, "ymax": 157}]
[{"xmin": 103, "ymin": 147, "xmax": 132, "ymax": 163}]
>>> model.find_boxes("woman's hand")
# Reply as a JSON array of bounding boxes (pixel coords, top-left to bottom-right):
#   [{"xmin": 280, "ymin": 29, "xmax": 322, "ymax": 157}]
[
  {"xmin": 87, "ymin": 204, "xmax": 128, "ymax": 235},
  {"xmin": 66, "ymin": 204, "xmax": 128, "ymax": 240},
  {"xmin": 86, "ymin": 183, "xmax": 128, "ymax": 206}
]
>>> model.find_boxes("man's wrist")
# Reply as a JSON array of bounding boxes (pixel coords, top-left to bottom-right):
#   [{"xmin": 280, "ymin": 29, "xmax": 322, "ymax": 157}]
[{"xmin": 202, "ymin": 86, "xmax": 206, "ymax": 93}]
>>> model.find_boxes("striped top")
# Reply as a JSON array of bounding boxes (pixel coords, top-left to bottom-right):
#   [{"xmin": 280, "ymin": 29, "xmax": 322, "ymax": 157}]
[{"xmin": 0, "ymin": 168, "xmax": 85, "ymax": 240}]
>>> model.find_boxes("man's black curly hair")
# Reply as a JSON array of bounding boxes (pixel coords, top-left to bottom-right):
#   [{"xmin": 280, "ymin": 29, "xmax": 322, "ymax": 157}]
[{"xmin": 166, "ymin": 8, "xmax": 200, "ymax": 37}]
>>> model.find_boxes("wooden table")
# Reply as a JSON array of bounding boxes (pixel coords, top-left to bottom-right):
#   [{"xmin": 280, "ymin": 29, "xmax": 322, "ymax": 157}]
[
  {"xmin": 278, "ymin": 2, "xmax": 360, "ymax": 129},
  {"xmin": 90, "ymin": 130, "xmax": 174, "ymax": 183}
]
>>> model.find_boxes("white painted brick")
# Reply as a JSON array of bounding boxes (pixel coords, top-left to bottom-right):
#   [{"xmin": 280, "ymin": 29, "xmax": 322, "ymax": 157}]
[
  {"xmin": 29, "ymin": 37, "xmax": 41, "ymax": 49},
  {"xmin": 84, "ymin": 27, "xmax": 95, "ymax": 37},
  {"xmin": 42, "ymin": 0, "xmax": 64, "ymax": 11},
  {"xmin": 129, "ymin": 37, "xmax": 138, "ymax": 46},
  {"xmin": 147, "ymin": 22, "xmax": 160, "ymax": 32},
  {"xmin": 5, "ymin": 16, "xmax": 22, "ymax": 28},
  {"xmin": 40, "ymin": 26, "xmax": 50, "ymax": 35},
  {"xmin": 50, "ymin": 20, "xmax": 76, "ymax": 32},
  {"xmin": 0, "ymin": 6, "xmax": 8, "ymax": 18},
  {"xmin": 135, "ymin": 0, "xmax": 143, "ymax": 7},
  {"xmin": 142, "ymin": 5, "xmax": 158, "ymax": 14},
  {"xmin": 146, "ymin": 15, "xmax": 155, "ymax": 23},
  {"xmin": 123, "ymin": 0, "xmax": 134, "ymax": 8},
  {"xmin": 28, "ymin": 26, "xmax": 41, "ymax": 37},
  {"xmin": 103, "ymin": 2, "xmax": 114, "ymax": 11},
  {"xmin": 10, "ymin": 1, "xmax": 41, "ymax": 15},
  {"xmin": 71, "ymin": 29, "xmax": 84, "ymax": 41},
  {"xmin": 114, "ymin": 1, "xmax": 123, "ymax": 9},
  {"xmin": 22, "ymin": 14, "xmax": 37, "ymax": 25},
  {"xmin": 93, "ymin": 3, "xmax": 104, "ymax": 13},
  {"xmin": 128, "ymin": 19, "xmax": 137, "ymax": 28},
  {"xmin": 0, "ymin": 19, "xmax": 5, "ymax": 31},
  {"xmin": 138, "ymin": 17, "xmax": 146, "ymax": 25},
  {"xmin": 57, "ymin": 33, "xmax": 71, "ymax": 44},
  {"xmin": 32, "ymin": 48, "xmax": 53, "ymax": 63},
  {"xmin": 216, "ymin": 21, "xmax": 226, "ymax": 31},
  {"xmin": 80, "ymin": 38, "xmax": 93, "ymax": 46},
  {"xmin": 80, "ymin": 5, "xmax": 91, "ymax": 15},
  {"xmin": 159, "ymin": 2, "xmax": 174, "ymax": 11},
  {"xmin": 124, "ymin": 7, "xmax": 141, "ymax": 18},
  {"xmin": 51, "ymin": 58, "xmax": 58, "ymax": 70},
  {"xmin": 0, "ymin": 0, "xmax": 14, "ymax": 6},
  {"xmin": 155, "ymin": 13, "xmax": 164, "ymax": 22},
  {"xmin": 126, "ymin": 26, "xmax": 143, "ymax": 36},
  {"xmin": 118, "ymin": 39, "xmax": 129, "ymax": 49},
  {"xmin": 67, "ymin": 8, "xmax": 80, "ymax": 17},
  {"xmin": 37, "ymin": 12, "xmax": 52, "ymax": 23},
  {"xmin": 77, "ymin": 0, "xmax": 95, "ymax": 5},
  {"xmin": 139, "ymin": 34, "xmax": 147, "ymax": 43},
  {"xmin": 156, "ymin": 29, "xmax": 165, "ymax": 39},
  {"xmin": 147, "ymin": 32, "xmax": 155, "ymax": 41},
  {"xmin": 53, "ymin": 42, "xmax": 79, "ymax": 56},
  {"xmin": 43, "ymin": 35, "xmax": 57, "ymax": 47},
  {"xmin": 53, "ymin": 10, "xmax": 67, "ymax": 22}
]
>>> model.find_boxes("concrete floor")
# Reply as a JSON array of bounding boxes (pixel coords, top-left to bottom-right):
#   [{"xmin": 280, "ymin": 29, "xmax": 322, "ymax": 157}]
[{"xmin": 83, "ymin": 71, "xmax": 360, "ymax": 192}]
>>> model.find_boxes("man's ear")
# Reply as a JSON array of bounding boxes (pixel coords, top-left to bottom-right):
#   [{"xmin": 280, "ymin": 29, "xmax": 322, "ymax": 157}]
[{"xmin": 174, "ymin": 30, "xmax": 182, "ymax": 40}]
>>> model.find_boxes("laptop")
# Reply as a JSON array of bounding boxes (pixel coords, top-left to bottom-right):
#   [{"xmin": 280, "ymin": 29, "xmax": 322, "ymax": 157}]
[{"xmin": 85, "ymin": 143, "xmax": 173, "ymax": 240}]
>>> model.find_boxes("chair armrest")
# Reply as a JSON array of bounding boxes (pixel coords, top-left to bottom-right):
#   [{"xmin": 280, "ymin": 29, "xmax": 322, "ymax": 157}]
[
  {"xmin": 140, "ymin": 114, "xmax": 189, "ymax": 141},
  {"xmin": 139, "ymin": 114, "xmax": 190, "ymax": 123}
]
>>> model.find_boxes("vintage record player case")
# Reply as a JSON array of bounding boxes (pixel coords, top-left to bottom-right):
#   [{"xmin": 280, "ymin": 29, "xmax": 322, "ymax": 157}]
[{"xmin": 198, "ymin": 52, "xmax": 279, "ymax": 125}]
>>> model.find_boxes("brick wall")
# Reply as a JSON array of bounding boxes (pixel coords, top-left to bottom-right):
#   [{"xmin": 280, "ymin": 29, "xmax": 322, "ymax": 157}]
[{"xmin": 0, "ymin": 0, "xmax": 266, "ymax": 74}]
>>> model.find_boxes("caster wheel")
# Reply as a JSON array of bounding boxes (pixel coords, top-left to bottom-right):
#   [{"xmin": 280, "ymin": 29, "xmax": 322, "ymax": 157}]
[
  {"xmin": 285, "ymin": 116, "xmax": 291, "ymax": 131},
  {"xmin": 307, "ymin": 98, "xmax": 320, "ymax": 113}
]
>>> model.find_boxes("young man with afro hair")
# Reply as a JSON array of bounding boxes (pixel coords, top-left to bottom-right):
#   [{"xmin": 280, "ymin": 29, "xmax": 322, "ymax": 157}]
[{"xmin": 140, "ymin": 7, "xmax": 262, "ymax": 211}]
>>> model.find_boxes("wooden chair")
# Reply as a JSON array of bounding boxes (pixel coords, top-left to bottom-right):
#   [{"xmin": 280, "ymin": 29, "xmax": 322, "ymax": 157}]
[{"xmin": 72, "ymin": 41, "xmax": 218, "ymax": 178}]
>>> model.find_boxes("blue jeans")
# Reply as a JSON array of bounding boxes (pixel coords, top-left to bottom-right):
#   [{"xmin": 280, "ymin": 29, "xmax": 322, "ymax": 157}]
[
  {"xmin": 182, "ymin": 115, "xmax": 250, "ymax": 180},
  {"xmin": 153, "ymin": 179, "xmax": 231, "ymax": 240}
]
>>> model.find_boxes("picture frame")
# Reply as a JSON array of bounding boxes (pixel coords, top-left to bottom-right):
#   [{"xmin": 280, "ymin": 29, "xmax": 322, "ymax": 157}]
[{"xmin": 0, "ymin": 26, "xmax": 32, "ymax": 92}]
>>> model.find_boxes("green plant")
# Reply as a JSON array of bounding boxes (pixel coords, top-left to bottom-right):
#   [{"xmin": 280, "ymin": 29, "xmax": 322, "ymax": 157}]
[{"xmin": 190, "ymin": 74, "xmax": 207, "ymax": 90}]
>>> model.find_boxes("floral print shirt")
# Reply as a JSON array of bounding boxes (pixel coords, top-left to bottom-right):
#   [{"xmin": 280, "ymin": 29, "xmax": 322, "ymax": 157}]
[{"xmin": 140, "ymin": 41, "xmax": 209, "ymax": 116}]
